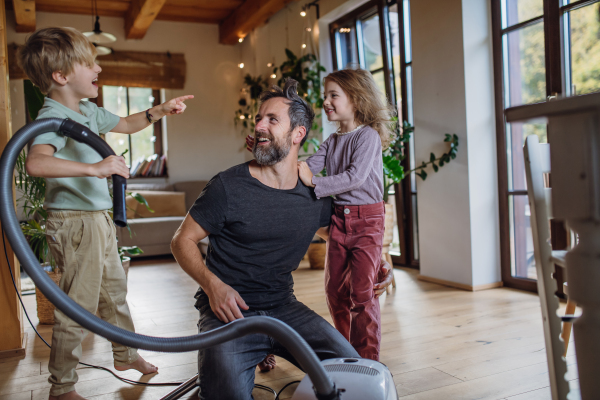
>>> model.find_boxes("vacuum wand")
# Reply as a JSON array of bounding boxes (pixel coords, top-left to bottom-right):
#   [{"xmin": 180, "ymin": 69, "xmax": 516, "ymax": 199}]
[
  {"xmin": 58, "ymin": 119, "xmax": 127, "ymax": 227},
  {"xmin": 0, "ymin": 118, "xmax": 339, "ymax": 400}
]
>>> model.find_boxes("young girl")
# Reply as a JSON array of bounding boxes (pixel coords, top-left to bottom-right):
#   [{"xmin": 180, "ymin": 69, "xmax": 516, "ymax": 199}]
[{"xmin": 298, "ymin": 69, "xmax": 394, "ymax": 360}]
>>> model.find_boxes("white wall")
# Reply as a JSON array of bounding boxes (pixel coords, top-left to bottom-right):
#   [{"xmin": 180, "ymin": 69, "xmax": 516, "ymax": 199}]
[
  {"xmin": 6, "ymin": 12, "xmax": 246, "ymax": 183},
  {"xmin": 462, "ymin": 0, "xmax": 501, "ymax": 286},
  {"xmin": 411, "ymin": 0, "xmax": 500, "ymax": 287}
]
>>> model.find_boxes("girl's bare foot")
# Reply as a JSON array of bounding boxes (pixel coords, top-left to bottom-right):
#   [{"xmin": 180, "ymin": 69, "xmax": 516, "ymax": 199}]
[
  {"xmin": 114, "ymin": 355, "xmax": 158, "ymax": 374},
  {"xmin": 258, "ymin": 354, "xmax": 276, "ymax": 372},
  {"xmin": 49, "ymin": 390, "xmax": 87, "ymax": 399}
]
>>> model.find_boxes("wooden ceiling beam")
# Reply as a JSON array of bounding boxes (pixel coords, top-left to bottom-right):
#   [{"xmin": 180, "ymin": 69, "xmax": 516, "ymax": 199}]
[
  {"xmin": 12, "ymin": 0, "xmax": 36, "ymax": 32},
  {"xmin": 124, "ymin": 0, "xmax": 167, "ymax": 39},
  {"xmin": 155, "ymin": 5, "xmax": 231, "ymax": 24},
  {"xmin": 219, "ymin": 0, "xmax": 293, "ymax": 45},
  {"xmin": 35, "ymin": 0, "xmax": 129, "ymax": 18}
]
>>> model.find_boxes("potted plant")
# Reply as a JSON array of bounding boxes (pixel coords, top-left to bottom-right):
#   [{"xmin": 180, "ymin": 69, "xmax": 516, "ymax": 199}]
[
  {"xmin": 15, "ymin": 152, "xmax": 60, "ymax": 324},
  {"xmin": 118, "ymin": 246, "xmax": 143, "ymax": 278}
]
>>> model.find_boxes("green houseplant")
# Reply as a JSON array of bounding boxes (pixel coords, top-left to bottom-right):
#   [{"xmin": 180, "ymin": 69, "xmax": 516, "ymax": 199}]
[{"xmin": 382, "ymin": 120, "xmax": 459, "ymax": 202}]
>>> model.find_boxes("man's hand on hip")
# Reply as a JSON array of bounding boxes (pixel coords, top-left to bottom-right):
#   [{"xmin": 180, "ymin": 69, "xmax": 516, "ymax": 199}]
[
  {"xmin": 206, "ymin": 280, "xmax": 249, "ymax": 323},
  {"xmin": 374, "ymin": 258, "xmax": 393, "ymax": 298}
]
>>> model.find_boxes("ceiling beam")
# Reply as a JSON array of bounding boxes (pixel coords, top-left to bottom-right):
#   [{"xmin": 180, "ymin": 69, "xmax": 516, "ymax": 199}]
[
  {"xmin": 12, "ymin": 0, "xmax": 36, "ymax": 32},
  {"xmin": 125, "ymin": 0, "xmax": 167, "ymax": 40},
  {"xmin": 219, "ymin": 0, "xmax": 293, "ymax": 45}
]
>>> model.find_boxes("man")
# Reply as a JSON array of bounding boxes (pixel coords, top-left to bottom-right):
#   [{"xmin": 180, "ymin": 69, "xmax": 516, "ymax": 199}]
[{"xmin": 171, "ymin": 79, "xmax": 392, "ymax": 400}]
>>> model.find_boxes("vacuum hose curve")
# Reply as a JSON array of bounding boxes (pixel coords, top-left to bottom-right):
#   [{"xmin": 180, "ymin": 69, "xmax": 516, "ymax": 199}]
[{"xmin": 0, "ymin": 118, "xmax": 338, "ymax": 400}]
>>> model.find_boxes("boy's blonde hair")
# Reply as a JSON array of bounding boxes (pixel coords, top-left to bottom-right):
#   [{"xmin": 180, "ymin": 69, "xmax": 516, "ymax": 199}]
[
  {"xmin": 324, "ymin": 68, "xmax": 396, "ymax": 149},
  {"xmin": 18, "ymin": 27, "xmax": 97, "ymax": 94}
]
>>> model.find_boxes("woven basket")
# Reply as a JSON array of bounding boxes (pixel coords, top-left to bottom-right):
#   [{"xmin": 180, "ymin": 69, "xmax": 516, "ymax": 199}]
[
  {"xmin": 36, "ymin": 269, "xmax": 62, "ymax": 325},
  {"xmin": 307, "ymin": 242, "xmax": 327, "ymax": 270}
]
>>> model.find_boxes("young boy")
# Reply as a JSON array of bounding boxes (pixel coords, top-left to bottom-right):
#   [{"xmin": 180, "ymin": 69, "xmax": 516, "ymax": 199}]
[{"xmin": 18, "ymin": 27, "xmax": 193, "ymax": 400}]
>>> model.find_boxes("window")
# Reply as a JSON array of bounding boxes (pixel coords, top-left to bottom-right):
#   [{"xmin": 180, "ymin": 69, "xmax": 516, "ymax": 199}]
[
  {"xmin": 492, "ymin": 0, "xmax": 600, "ymax": 291},
  {"xmin": 99, "ymin": 86, "xmax": 166, "ymax": 177},
  {"xmin": 562, "ymin": 1, "xmax": 600, "ymax": 96},
  {"xmin": 330, "ymin": 0, "xmax": 417, "ymax": 267}
]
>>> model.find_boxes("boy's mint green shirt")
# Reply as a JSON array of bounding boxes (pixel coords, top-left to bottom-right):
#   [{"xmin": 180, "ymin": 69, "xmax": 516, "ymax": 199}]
[{"xmin": 32, "ymin": 98, "xmax": 121, "ymax": 211}]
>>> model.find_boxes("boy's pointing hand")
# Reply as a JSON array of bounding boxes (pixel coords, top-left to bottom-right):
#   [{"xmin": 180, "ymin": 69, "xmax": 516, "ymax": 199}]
[{"xmin": 160, "ymin": 95, "xmax": 194, "ymax": 116}]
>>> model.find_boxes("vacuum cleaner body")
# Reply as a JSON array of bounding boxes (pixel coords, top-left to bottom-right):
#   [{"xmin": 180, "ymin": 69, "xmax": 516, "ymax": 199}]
[{"xmin": 292, "ymin": 358, "xmax": 398, "ymax": 400}]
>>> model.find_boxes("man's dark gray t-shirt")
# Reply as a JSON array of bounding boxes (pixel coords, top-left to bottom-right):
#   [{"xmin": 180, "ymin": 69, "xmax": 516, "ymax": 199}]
[{"xmin": 190, "ymin": 162, "xmax": 333, "ymax": 310}]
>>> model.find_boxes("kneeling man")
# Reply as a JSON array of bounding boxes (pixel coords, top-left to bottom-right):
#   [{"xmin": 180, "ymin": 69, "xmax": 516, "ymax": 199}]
[{"xmin": 171, "ymin": 79, "xmax": 387, "ymax": 400}]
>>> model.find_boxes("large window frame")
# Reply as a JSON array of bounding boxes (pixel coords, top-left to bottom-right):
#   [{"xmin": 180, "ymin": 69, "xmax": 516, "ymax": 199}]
[
  {"xmin": 492, "ymin": 0, "xmax": 600, "ymax": 291},
  {"xmin": 329, "ymin": 0, "xmax": 418, "ymax": 267},
  {"xmin": 94, "ymin": 86, "xmax": 166, "ymax": 177}
]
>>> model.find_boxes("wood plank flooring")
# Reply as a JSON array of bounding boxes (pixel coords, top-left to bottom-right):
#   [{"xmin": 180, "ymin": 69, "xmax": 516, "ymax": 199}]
[{"xmin": 0, "ymin": 257, "xmax": 580, "ymax": 399}]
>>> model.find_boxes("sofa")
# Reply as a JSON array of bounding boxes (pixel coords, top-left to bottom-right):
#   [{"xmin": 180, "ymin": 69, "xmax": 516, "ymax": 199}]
[{"xmin": 116, "ymin": 180, "xmax": 209, "ymax": 258}]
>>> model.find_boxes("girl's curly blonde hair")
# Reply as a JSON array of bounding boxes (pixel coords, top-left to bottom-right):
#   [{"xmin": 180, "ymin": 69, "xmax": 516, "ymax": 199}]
[{"xmin": 324, "ymin": 68, "xmax": 396, "ymax": 149}]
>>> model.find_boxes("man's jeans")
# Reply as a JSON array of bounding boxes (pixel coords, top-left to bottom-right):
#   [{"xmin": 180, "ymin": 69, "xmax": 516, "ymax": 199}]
[{"xmin": 196, "ymin": 297, "xmax": 359, "ymax": 400}]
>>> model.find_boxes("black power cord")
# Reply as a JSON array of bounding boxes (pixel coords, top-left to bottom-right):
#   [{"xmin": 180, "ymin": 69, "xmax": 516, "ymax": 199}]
[
  {"xmin": 3, "ymin": 229, "xmax": 288, "ymax": 396},
  {"xmin": 276, "ymin": 380, "xmax": 301, "ymax": 399}
]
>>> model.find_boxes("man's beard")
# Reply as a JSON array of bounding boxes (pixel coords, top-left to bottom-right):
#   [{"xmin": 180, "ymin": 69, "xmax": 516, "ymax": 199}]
[{"xmin": 252, "ymin": 131, "xmax": 293, "ymax": 166}]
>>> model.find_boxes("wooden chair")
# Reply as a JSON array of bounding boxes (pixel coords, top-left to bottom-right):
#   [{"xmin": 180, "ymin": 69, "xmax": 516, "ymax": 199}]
[{"xmin": 523, "ymin": 135, "xmax": 570, "ymax": 400}]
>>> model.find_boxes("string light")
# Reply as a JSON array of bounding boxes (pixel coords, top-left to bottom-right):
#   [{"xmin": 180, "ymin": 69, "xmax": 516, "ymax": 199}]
[
  {"xmin": 239, "ymin": 115, "xmax": 246, "ymax": 120},
  {"xmin": 238, "ymin": 62, "xmax": 244, "ymax": 68},
  {"xmin": 238, "ymin": 37, "xmax": 244, "ymax": 43},
  {"xmin": 302, "ymin": 44, "xmax": 307, "ymax": 49},
  {"xmin": 300, "ymin": 9, "xmax": 306, "ymax": 17},
  {"xmin": 271, "ymin": 73, "xmax": 277, "ymax": 79},
  {"xmin": 267, "ymin": 62, "xmax": 273, "ymax": 67},
  {"xmin": 306, "ymin": 27, "xmax": 312, "ymax": 32}
]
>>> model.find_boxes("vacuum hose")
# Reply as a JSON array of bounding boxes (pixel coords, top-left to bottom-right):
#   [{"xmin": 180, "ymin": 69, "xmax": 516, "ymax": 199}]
[{"xmin": 0, "ymin": 119, "xmax": 338, "ymax": 400}]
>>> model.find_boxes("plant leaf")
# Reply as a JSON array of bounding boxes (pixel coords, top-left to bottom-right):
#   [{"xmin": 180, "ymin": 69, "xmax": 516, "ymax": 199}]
[{"xmin": 129, "ymin": 192, "xmax": 154, "ymax": 213}]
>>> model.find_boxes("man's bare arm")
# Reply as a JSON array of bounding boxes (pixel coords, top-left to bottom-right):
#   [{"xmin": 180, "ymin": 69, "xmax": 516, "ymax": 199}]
[{"xmin": 171, "ymin": 215, "xmax": 248, "ymax": 323}]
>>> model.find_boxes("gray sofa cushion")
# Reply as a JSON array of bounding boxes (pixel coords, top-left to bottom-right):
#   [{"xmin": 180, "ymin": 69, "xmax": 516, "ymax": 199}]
[
  {"xmin": 127, "ymin": 183, "xmax": 174, "ymax": 192},
  {"xmin": 118, "ymin": 216, "xmax": 184, "ymax": 248}
]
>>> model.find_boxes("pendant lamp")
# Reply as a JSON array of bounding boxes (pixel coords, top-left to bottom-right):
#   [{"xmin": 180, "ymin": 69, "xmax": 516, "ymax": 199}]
[
  {"xmin": 83, "ymin": 0, "xmax": 116, "ymax": 44},
  {"xmin": 93, "ymin": 43, "xmax": 113, "ymax": 56}
]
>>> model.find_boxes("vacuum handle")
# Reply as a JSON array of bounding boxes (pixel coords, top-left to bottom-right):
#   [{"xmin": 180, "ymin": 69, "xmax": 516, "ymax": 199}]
[{"xmin": 59, "ymin": 119, "xmax": 127, "ymax": 227}]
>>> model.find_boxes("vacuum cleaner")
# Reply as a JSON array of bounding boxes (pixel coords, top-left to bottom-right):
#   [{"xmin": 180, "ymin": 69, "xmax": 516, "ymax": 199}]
[{"xmin": 0, "ymin": 118, "xmax": 398, "ymax": 400}]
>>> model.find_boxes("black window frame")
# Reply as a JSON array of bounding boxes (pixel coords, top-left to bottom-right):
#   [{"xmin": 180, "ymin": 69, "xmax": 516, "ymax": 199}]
[{"xmin": 491, "ymin": 0, "xmax": 600, "ymax": 292}]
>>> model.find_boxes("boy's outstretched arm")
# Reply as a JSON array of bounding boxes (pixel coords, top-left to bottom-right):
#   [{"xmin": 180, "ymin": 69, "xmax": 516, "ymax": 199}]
[
  {"xmin": 26, "ymin": 144, "xmax": 130, "ymax": 179},
  {"xmin": 111, "ymin": 95, "xmax": 194, "ymax": 134}
]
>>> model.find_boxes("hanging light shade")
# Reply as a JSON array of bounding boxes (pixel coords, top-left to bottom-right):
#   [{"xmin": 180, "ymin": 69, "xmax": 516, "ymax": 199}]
[
  {"xmin": 83, "ymin": 16, "xmax": 117, "ymax": 43},
  {"xmin": 93, "ymin": 43, "xmax": 112, "ymax": 56}
]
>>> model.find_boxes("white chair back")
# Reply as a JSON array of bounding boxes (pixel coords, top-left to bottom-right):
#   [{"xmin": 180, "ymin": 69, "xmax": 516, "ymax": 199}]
[{"xmin": 524, "ymin": 134, "xmax": 570, "ymax": 400}]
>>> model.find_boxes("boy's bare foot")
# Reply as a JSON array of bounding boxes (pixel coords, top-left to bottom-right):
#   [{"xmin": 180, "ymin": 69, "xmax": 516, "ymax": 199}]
[
  {"xmin": 258, "ymin": 354, "xmax": 276, "ymax": 372},
  {"xmin": 49, "ymin": 390, "xmax": 88, "ymax": 400},
  {"xmin": 114, "ymin": 356, "xmax": 158, "ymax": 374}
]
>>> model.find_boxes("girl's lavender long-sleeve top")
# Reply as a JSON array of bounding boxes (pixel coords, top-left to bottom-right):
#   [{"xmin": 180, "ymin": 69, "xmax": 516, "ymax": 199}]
[{"xmin": 306, "ymin": 126, "xmax": 383, "ymax": 206}]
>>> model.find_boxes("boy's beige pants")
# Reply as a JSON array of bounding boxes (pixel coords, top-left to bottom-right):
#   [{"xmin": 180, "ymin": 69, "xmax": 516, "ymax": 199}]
[{"xmin": 45, "ymin": 210, "xmax": 139, "ymax": 396}]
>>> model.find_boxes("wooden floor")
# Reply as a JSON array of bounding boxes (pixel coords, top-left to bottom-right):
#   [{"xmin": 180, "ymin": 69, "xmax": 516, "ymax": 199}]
[{"xmin": 0, "ymin": 257, "xmax": 580, "ymax": 400}]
